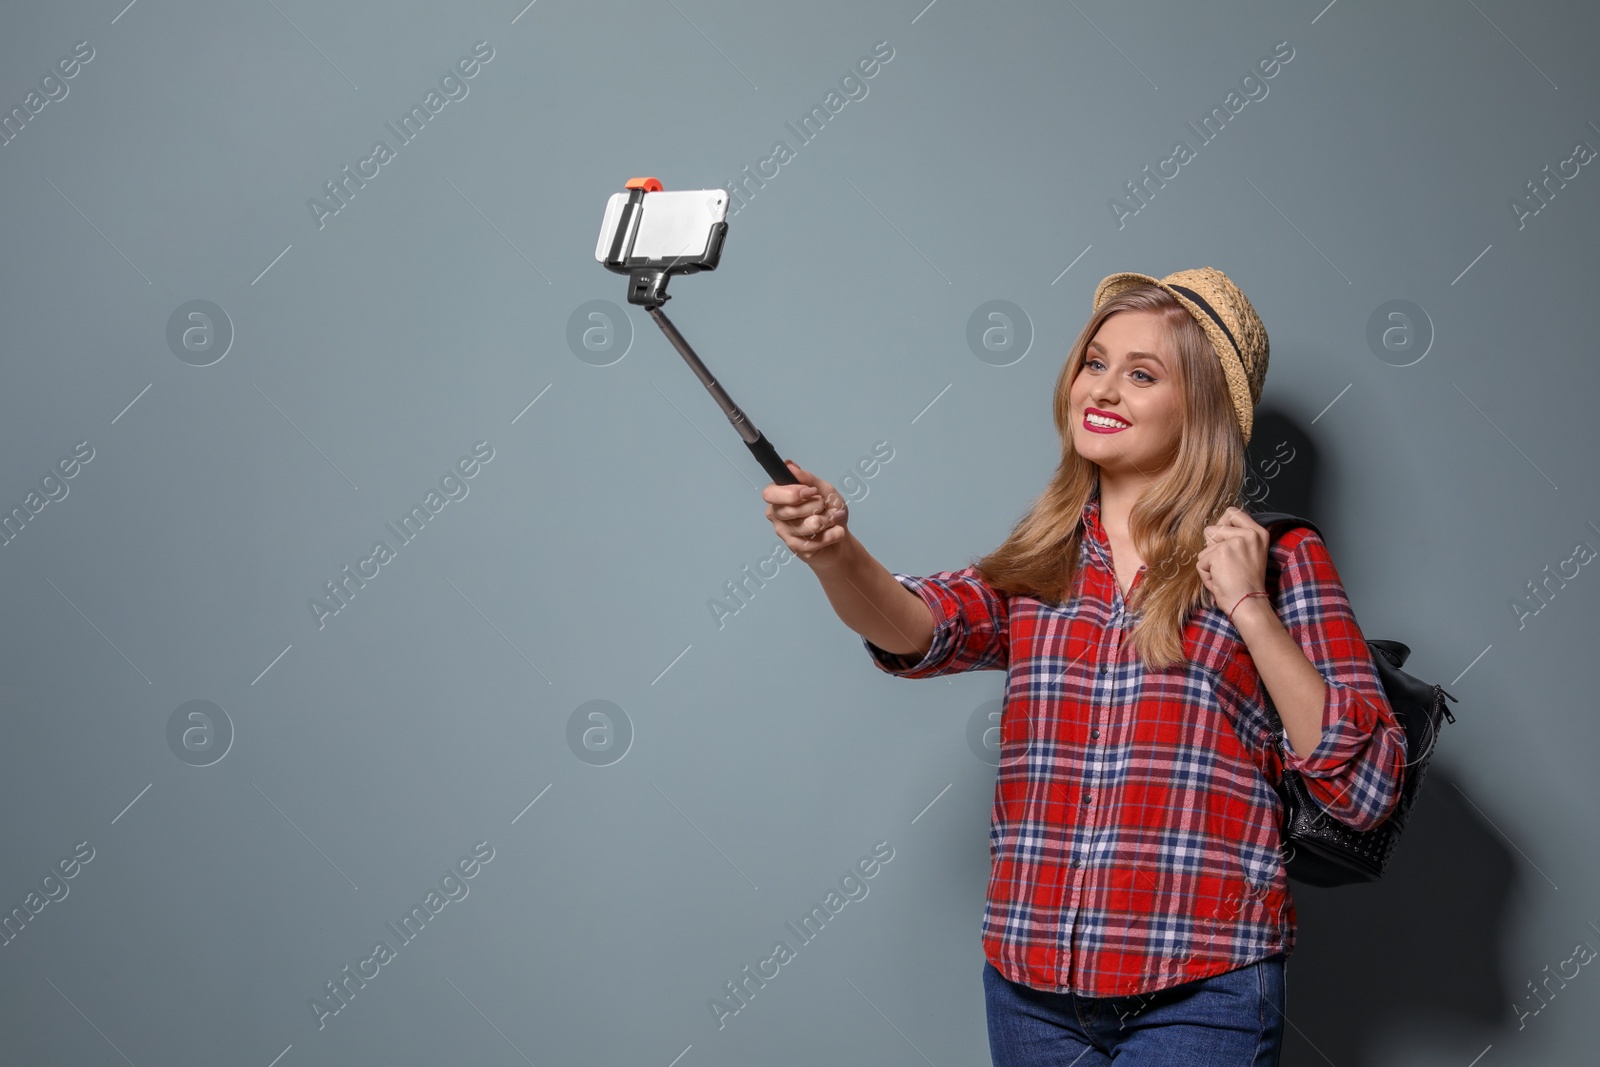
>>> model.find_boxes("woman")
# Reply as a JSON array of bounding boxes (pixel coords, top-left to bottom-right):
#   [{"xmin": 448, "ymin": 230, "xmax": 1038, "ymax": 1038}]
[{"xmin": 760, "ymin": 267, "xmax": 1405, "ymax": 1066}]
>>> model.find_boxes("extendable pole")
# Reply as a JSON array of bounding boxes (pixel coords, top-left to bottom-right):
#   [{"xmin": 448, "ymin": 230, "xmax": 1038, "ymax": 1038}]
[{"xmin": 644, "ymin": 305, "xmax": 797, "ymax": 486}]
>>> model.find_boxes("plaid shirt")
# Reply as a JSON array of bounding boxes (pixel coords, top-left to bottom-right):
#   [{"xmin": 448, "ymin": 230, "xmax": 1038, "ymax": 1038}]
[{"xmin": 863, "ymin": 492, "xmax": 1405, "ymax": 996}]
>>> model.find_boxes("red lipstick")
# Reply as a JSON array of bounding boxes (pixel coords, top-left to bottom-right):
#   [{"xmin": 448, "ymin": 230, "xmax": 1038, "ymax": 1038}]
[{"xmin": 1082, "ymin": 407, "xmax": 1132, "ymax": 434}]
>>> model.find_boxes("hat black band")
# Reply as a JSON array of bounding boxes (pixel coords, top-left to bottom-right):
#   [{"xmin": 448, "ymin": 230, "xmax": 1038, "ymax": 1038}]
[{"xmin": 1167, "ymin": 284, "xmax": 1242, "ymax": 365}]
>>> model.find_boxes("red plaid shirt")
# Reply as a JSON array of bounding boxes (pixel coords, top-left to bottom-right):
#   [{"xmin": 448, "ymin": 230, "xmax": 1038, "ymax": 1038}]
[{"xmin": 863, "ymin": 491, "xmax": 1405, "ymax": 996}]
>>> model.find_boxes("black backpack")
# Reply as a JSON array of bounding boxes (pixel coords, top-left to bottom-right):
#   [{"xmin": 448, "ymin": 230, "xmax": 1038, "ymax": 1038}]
[{"xmin": 1249, "ymin": 511, "xmax": 1460, "ymax": 887}]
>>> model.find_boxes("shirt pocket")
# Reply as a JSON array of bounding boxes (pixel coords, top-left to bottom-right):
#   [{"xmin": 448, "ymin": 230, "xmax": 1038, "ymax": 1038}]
[
  {"xmin": 1184, "ymin": 608, "xmax": 1244, "ymax": 677},
  {"xmin": 1180, "ymin": 616, "xmax": 1276, "ymax": 778}
]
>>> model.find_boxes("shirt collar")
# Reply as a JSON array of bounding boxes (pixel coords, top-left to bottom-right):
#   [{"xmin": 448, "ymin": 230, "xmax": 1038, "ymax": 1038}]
[
  {"xmin": 1081, "ymin": 488, "xmax": 1150, "ymax": 606},
  {"xmin": 1081, "ymin": 488, "xmax": 1110, "ymax": 566}
]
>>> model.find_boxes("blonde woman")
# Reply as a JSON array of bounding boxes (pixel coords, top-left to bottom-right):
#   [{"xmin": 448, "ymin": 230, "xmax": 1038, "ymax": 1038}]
[{"xmin": 761, "ymin": 268, "xmax": 1404, "ymax": 1065}]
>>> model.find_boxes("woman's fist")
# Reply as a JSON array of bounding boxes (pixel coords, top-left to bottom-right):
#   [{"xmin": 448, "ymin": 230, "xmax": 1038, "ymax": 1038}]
[{"xmin": 763, "ymin": 460, "xmax": 851, "ymax": 567}]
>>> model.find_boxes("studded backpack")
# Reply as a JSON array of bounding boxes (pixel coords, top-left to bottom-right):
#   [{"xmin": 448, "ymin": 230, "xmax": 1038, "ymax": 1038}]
[{"xmin": 1249, "ymin": 511, "xmax": 1460, "ymax": 887}]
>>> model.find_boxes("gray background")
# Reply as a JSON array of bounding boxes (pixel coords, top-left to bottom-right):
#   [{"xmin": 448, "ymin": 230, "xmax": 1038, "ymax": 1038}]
[{"xmin": 1, "ymin": 0, "xmax": 1596, "ymax": 1064}]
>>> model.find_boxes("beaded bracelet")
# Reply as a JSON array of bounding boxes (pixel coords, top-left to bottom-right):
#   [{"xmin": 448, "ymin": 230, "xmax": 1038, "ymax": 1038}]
[{"xmin": 1226, "ymin": 589, "xmax": 1269, "ymax": 622}]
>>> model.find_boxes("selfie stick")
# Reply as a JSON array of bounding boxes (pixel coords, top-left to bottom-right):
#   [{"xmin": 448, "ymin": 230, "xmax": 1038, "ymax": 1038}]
[{"xmin": 600, "ymin": 178, "xmax": 799, "ymax": 486}]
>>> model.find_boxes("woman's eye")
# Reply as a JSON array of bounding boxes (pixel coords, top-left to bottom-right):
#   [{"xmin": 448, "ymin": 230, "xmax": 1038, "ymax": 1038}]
[{"xmin": 1133, "ymin": 370, "xmax": 1155, "ymax": 382}]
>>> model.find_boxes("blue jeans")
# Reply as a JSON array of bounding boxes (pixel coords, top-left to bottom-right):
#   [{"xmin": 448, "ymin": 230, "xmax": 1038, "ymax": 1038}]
[{"xmin": 983, "ymin": 954, "xmax": 1287, "ymax": 1066}]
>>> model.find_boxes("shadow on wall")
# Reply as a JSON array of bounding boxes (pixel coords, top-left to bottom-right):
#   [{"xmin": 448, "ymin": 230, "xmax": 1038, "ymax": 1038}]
[
  {"xmin": 1239, "ymin": 410, "xmax": 1516, "ymax": 1063},
  {"xmin": 1240, "ymin": 408, "xmax": 1319, "ymax": 523},
  {"xmin": 1285, "ymin": 769, "xmax": 1515, "ymax": 1065}
]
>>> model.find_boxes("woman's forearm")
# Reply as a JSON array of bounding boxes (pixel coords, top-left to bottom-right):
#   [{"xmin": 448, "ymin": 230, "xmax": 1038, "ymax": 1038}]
[
  {"xmin": 807, "ymin": 530, "xmax": 935, "ymax": 657},
  {"xmin": 1230, "ymin": 597, "xmax": 1327, "ymax": 759}
]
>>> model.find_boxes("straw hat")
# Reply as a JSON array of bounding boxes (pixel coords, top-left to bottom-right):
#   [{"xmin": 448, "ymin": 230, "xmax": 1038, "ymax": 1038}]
[{"xmin": 1091, "ymin": 267, "xmax": 1269, "ymax": 444}]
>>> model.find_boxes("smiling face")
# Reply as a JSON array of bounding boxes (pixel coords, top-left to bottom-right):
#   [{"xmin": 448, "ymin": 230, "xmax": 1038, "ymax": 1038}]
[{"xmin": 1067, "ymin": 308, "xmax": 1186, "ymax": 482}]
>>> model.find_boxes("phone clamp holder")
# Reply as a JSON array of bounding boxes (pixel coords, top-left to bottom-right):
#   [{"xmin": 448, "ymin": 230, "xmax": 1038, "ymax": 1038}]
[
  {"xmin": 626, "ymin": 268, "xmax": 673, "ymax": 309},
  {"xmin": 598, "ymin": 177, "xmax": 796, "ymax": 485}
]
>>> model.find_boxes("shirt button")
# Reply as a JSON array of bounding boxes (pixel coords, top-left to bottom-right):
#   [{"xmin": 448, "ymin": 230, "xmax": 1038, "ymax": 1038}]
[
  {"xmin": 1090, "ymin": 729, "xmax": 1100, "ymax": 739},
  {"xmin": 1082, "ymin": 793, "xmax": 1091, "ymax": 804},
  {"xmin": 1099, "ymin": 663, "xmax": 1109, "ymax": 674}
]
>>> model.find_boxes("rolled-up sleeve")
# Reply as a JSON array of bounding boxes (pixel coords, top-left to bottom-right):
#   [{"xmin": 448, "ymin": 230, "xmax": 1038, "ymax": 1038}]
[
  {"xmin": 1271, "ymin": 532, "xmax": 1406, "ymax": 832},
  {"xmin": 862, "ymin": 566, "xmax": 1010, "ymax": 678}
]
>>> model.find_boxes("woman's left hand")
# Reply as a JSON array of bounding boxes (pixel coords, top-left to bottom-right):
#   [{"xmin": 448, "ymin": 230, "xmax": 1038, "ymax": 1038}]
[{"xmin": 1196, "ymin": 507, "xmax": 1269, "ymax": 614}]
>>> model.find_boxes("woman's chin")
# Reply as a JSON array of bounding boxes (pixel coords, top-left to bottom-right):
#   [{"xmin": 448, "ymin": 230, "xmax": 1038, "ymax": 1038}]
[{"xmin": 1077, "ymin": 433, "xmax": 1132, "ymax": 460}]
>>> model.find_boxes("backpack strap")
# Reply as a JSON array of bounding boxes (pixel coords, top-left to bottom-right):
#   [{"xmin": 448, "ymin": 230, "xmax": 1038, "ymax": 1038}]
[
  {"xmin": 1245, "ymin": 509, "xmax": 1320, "ymax": 539},
  {"xmin": 1245, "ymin": 510, "xmax": 1320, "ymax": 598}
]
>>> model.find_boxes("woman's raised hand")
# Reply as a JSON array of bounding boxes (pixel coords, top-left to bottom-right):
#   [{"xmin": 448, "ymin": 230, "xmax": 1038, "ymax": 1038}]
[{"xmin": 763, "ymin": 460, "xmax": 851, "ymax": 567}]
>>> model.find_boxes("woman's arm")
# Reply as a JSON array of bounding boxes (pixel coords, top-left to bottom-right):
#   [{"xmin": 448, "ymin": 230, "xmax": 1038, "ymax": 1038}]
[
  {"xmin": 762, "ymin": 459, "xmax": 1006, "ymax": 675},
  {"xmin": 1200, "ymin": 511, "xmax": 1405, "ymax": 831},
  {"xmin": 762, "ymin": 459, "xmax": 935, "ymax": 657},
  {"xmin": 1236, "ymin": 532, "xmax": 1406, "ymax": 831},
  {"xmin": 808, "ymin": 529, "xmax": 936, "ymax": 657},
  {"xmin": 1229, "ymin": 598, "xmax": 1326, "ymax": 759}
]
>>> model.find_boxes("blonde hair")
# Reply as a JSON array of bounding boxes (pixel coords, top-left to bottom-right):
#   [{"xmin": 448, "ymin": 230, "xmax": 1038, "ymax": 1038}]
[{"xmin": 971, "ymin": 284, "xmax": 1247, "ymax": 669}]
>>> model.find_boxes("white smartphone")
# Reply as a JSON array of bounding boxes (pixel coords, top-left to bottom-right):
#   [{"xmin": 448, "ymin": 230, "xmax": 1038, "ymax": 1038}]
[{"xmin": 595, "ymin": 188, "xmax": 728, "ymax": 270}]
